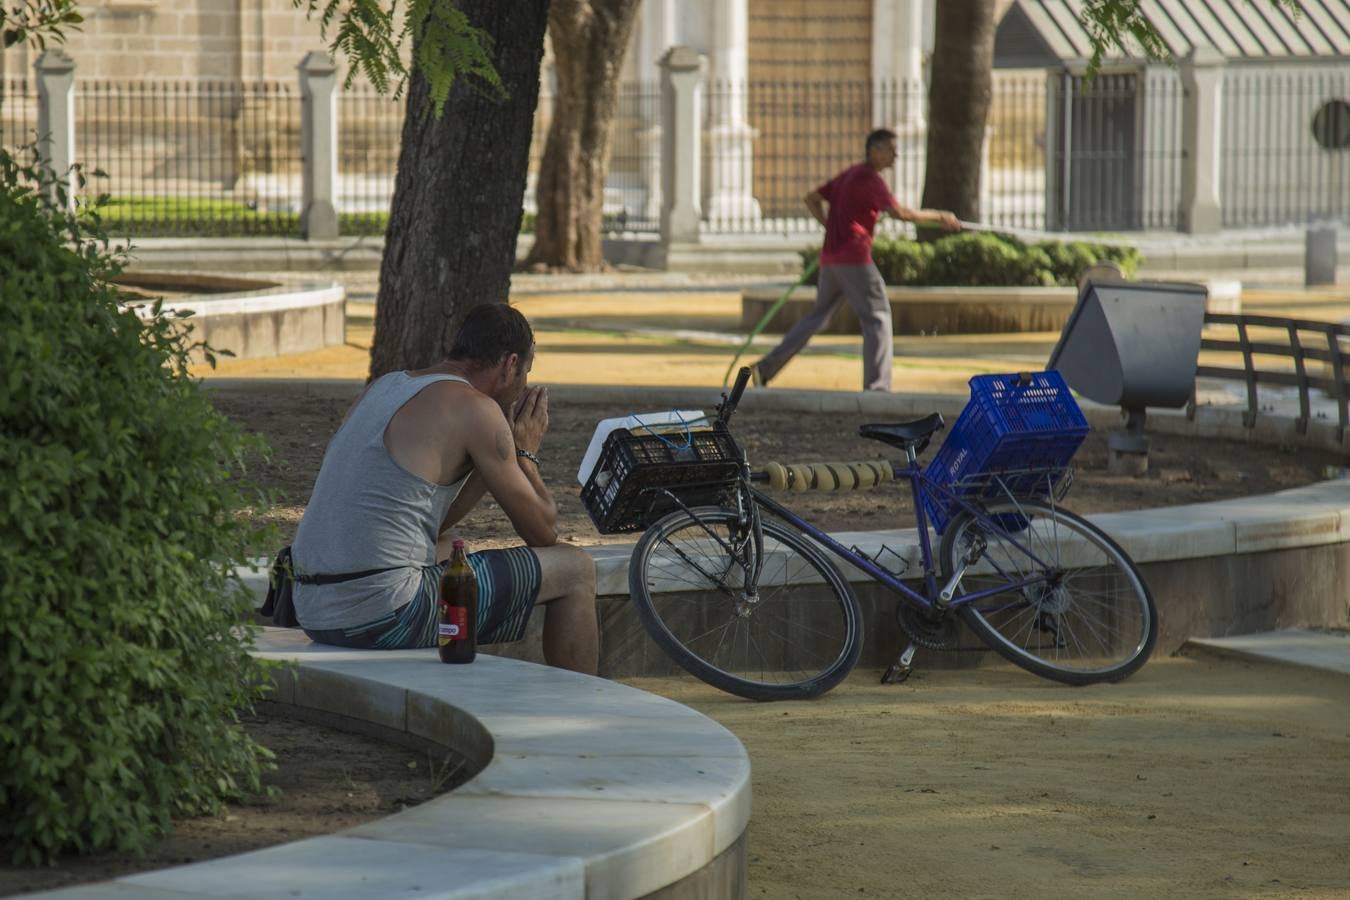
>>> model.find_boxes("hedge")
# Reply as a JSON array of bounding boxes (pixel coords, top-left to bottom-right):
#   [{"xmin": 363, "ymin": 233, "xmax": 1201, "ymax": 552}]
[{"xmin": 801, "ymin": 231, "xmax": 1141, "ymax": 287}]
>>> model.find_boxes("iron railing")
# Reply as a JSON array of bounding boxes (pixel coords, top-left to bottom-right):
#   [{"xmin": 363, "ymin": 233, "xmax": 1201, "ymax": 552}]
[
  {"xmin": 599, "ymin": 81, "xmax": 661, "ymax": 232},
  {"xmin": 525, "ymin": 81, "xmax": 660, "ymax": 233},
  {"xmin": 1222, "ymin": 66, "xmax": 1350, "ymax": 228},
  {"xmin": 1046, "ymin": 70, "xmax": 1184, "ymax": 232},
  {"xmin": 0, "ymin": 78, "xmax": 39, "ymax": 158},
  {"xmin": 74, "ymin": 80, "xmax": 301, "ymax": 236},
  {"xmin": 10, "ymin": 69, "xmax": 1346, "ymax": 240},
  {"xmin": 336, "ymin": 83, "xmax": 403, "ymax": 236},
  {"xmin": 1189, "ymin": 312, "xmax": 1350, "ymax": 443}
]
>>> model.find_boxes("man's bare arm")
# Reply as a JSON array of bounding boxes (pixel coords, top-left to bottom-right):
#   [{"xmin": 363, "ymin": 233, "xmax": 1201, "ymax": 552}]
[
  {"xmin": 435, "ymin": 472, "xmax": 490, "ymax": 560},
  {"xmin": 804, "ymin": 191, "xmax": 828, "ymax": 227},
  {"xmin": 893, "ymin": 203, "xmax": 961, "ymax": 231},
  {"xmin": 463, "ymin": 396, "xmax": 558, "ymax": 548}
]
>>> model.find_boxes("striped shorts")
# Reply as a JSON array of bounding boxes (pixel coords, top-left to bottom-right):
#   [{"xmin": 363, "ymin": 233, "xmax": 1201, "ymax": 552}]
[{"xmin": 301, "ymin": 547, "xmax": 542, "ymax": 650}]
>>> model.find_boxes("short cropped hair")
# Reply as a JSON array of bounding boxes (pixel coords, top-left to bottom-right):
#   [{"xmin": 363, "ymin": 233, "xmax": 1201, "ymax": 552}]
[
  {"xmin": 448, "ymin": 303, "xmax": 534, "ymax": 370},
  {"xmin": 865, "ymin": 128, "xmax": 897, "ymax": 154}
]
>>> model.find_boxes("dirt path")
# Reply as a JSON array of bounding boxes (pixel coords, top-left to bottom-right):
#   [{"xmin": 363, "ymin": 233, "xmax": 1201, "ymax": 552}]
[
  {"xmin": 13, "ymin": 656, "xmax": 1347, "ymax": 899},
  {"xmin": 626, "ymin": 653, "xmax": 1350, "ymax": 899},
  {"xmin": 207, "ymin": 385, "xmax": 1344, "ymax": 551}
]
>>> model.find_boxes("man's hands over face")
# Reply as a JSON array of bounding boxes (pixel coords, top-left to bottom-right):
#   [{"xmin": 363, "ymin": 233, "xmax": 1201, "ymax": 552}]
[{"xmin": 510, "ymin": 385, "xmax": 549, "ymax": 454}]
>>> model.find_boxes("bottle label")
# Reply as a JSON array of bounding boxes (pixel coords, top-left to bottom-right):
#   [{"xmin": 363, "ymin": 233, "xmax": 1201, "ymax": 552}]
[{"xmin": 438, "ymin": 607, "xmax": 468, "ymax": 645}]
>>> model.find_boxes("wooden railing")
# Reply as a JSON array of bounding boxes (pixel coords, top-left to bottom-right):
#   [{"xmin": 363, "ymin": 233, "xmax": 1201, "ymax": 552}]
[{"xmin": 1188, "ymin": 313, "xmax": 1350, "ymax": 443}]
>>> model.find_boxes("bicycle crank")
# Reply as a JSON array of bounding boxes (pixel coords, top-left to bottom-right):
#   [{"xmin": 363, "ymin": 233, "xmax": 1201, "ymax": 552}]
[{"xmin": 896, "ymin": 602, "xmax": 961, "ymax": 650}]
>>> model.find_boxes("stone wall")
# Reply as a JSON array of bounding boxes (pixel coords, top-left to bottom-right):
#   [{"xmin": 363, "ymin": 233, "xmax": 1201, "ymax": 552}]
[{"xmin": 0, "ymin": 0, "xmax": 397, "ymax": 82}]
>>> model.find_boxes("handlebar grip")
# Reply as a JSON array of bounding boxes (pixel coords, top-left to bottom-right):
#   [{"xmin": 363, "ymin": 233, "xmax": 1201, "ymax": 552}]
[{"xmin": 720, "ymin": 366, "xmax": 753, "ymax": 423}]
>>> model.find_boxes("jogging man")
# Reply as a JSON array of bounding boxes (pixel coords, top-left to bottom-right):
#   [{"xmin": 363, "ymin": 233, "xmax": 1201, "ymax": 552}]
[
  {"xmin": 751, "ymin": 129, "xmax": 960, "ymax": 391},
  {"xmin": 289, "ymin": 304, "xmax": 598, "ymax": 674}
]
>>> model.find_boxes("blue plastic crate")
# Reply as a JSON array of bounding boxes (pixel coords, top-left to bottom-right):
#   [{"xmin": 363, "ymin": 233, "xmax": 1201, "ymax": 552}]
[{"xmin": 922, "ymin": 371, "xmax": 1088, "ymax": 533}]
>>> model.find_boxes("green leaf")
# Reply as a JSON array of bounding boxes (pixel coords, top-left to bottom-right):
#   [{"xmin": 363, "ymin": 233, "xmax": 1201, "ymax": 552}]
[
  {"xmin": 293, "ymin": 0, "xmax": 506, "ymax": 118},
  {"xmin": 0, "ymin": 144, "xmax": 277, "ymax": 864}
]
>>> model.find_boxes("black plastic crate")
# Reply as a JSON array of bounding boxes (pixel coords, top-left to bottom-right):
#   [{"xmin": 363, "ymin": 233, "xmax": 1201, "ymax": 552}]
[{"xmin": 580, "ymin": 427, "xmax": 742, "ymax": 534}]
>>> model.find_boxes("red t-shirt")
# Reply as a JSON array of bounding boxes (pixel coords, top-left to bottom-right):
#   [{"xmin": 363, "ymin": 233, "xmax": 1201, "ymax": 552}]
[{"xmin": 817, "ymin": 163, "xmax": 899, "ymax": 266}]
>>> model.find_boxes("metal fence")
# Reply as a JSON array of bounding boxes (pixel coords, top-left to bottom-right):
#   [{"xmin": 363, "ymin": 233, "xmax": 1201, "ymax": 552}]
[
  {"xmin": 337, "ymin": 84, "xmax": 403, "ymax": 236},
  {"xmin": 525, "ymin": 82, "xmax": 661, "ymax": 233},
  {"xmin": 1222, "ymin": 65, "xmax": 1350, "ymax": 228},
  {"xmin": 1045, "ymin": 70, "xmax": 1184, "ymax": 232},
  {"xmin": 986, "ymin": 72, "xmax": 1051, "ymax": 232},
  {"xmin": 10, "ymin": 66, "xmax": 1347, "ymax": 240},
  {"xmin": 1191, "ymin": 312, "xmax": 1350, "ymax": 443},
  {"xmin": 74, "ymin": 80, "xmax": 301, "ymax": 236},
  {"xmin": 703, "ymin": 78, "xmax": 931, "ymax": 234},
  {"xmin": 702, "ymin": 74, "xmax": 1139, "ymax": 235},
  {"xmin": 1, "ymin": 78, "xmax": 39, "ymax": 159},
  {"xmin": 604, "ymin": 81, "xmax": 661, "ymax": 232}
]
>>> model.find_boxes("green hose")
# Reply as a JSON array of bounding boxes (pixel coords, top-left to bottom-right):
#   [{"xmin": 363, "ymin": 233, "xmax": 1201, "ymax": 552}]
[{"xmin": 722, "ymin": 257, "xmax": 820, "ymax": 388}]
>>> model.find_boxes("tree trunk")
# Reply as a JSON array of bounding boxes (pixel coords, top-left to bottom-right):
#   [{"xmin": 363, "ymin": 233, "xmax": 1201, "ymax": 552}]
[
  {"xmin": 522, "ymin": 0, "xmax": 640, "ymax": 273},
  {"xmin": 919, "ymin": 0, "xmax": 997, "ymax": 227},
  {"xmin": 369, "ymin": 0, "xmax": 550, "ymax": 379}
]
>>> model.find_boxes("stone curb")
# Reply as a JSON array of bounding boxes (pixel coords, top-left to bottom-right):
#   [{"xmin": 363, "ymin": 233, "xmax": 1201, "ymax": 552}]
[
  {"xmin": 28, "ymin": 634, "xmax": 751, "ymax": 900},
  {"xmin": 1182, "ymin": 629, "xmax": 1350, "ymax": 678}
]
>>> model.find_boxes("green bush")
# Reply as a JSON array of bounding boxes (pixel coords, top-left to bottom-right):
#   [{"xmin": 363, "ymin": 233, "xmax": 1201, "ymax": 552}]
[
  {"xmin": 871, "ymin": 239, "xmax": 935, "ymax": 285},
  {"xmin": 922, "ymin": 232, "xmax": 1056, "ymax": 287},
  {"xmin": 801, "ymin": 231, "xmax": 1142, "ymax": 287},
  {"xmin": 0, "ymin": 153, "xmax": 275, "ymax": 865}
]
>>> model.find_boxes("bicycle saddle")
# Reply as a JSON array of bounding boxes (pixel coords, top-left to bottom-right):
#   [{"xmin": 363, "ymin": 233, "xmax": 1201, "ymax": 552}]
[{"xmin": 858, "ymin": 413, "xmax": 946, "ymax": 454}]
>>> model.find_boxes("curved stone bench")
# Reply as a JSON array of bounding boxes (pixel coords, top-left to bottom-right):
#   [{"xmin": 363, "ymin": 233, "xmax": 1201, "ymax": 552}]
[
  {"xmin": 29, "ymin": 634, "xmax": 751, "ymax": 900},
  {"xmin": 120, "ymin": 272, "xmax": 346, "ymax": 361}
]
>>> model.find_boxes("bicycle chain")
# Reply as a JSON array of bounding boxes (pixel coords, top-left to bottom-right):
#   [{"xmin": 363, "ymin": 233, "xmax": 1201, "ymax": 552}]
[{"xmin": 895, "ymin": 602, "xmax": 962, "ymax": 650}]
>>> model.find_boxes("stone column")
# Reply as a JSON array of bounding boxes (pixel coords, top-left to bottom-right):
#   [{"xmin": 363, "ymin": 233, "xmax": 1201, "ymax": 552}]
[
  {"xmin": 1306, "ymin": 226, "xmax": 1337, "ymax": 286},
  {"xmin": 35, "ymin": 49, "xmax": 76, "ymax": 212},
  {"xmin": 1180, "ymin": 46, "xmax": 1224, "ymax": 234},
  {"xmin": 660, "ymin": 46, "xmax": 707, "ymax": 244},
  {"xmin": 872, "ymin": 0, "xmax": 925, "ymax": 128},
  {"xmin": 637, "ymin": 0, "xmax": 675, "ymax": 222},
  {"xmin": 298, "ymin": 51, "xmax": 339, "ymax": 241},
  {"xmin": 704, "ymin": 0, "xmax": 760, "ymax": 228},
  {"xmin": 872, "ymin": 0, "xmax": 927, "ymax": 204}
]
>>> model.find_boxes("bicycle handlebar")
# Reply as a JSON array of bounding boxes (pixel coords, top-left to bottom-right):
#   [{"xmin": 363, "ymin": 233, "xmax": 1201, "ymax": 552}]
[{"xmin": 718, "ymin": 366, "xmax": 752, "ymax": 425}]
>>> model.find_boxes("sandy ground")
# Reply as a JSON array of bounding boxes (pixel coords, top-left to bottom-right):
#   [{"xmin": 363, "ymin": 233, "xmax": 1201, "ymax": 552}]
[
  {"xmin": 12, "ymin": 656, "xmax": 1349, "ymax": 899},
  {"xmin": 188, "ymin": 283, "xmax": 1350, "ymax": 397},
  {"xmin": 626, "ymin": 652, "xmax": 1350, "ymax": 899},
  {"xmin": 17, "ymin": 279, "xmax": 1343, "ymax": 895}
]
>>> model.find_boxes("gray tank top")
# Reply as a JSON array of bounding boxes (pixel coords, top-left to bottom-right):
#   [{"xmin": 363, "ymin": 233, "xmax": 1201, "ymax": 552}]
[{"xmin": 291, "ymin": 372, "xmax": 473, "ymax": 630}]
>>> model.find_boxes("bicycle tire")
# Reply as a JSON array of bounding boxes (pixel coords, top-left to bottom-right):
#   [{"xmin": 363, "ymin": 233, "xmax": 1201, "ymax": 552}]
[
  {"xmin": 939, "ymin": 498, "xmax": 1157, "ymax": 685},
  {"xmin": 629, "ymin": 506, "xmax": 863, "ymax": 701}
]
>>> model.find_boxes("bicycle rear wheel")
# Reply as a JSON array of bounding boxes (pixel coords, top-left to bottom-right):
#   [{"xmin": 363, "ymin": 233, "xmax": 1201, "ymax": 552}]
[
  {"xmin": 629, "ymin": 506, "xmax": 863, "ymax": 701},
  {"xmin": 939, "ymin": 498, "xmax": 1156, "ymax": 685}
]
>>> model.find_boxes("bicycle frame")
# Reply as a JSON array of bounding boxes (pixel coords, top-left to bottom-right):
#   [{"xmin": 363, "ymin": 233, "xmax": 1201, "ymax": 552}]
[{"xmin": 744, "ymin": 452, "xmax": 1058, "ymax": 614}]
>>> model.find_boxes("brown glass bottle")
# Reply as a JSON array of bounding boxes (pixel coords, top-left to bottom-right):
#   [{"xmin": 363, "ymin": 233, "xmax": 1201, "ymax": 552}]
[{"xmin": 438, "ymin": 540, "xmax": 477, "ymax": 664}]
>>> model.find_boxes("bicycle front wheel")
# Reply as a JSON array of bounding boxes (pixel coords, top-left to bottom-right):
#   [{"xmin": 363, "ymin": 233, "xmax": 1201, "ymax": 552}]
[
  {"xmin": 940, "ymin": 498, "xmax": 1157, "ymax": 685},
  {"xmin": 629, "ymin": 506, "xmax": 863, "ymax": 701}
]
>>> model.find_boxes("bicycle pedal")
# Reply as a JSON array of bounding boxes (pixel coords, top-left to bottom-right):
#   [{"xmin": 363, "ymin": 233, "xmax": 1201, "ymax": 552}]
[{"xmin": 881, "ymin": 663, "xmax": 912, "ymax": 685}]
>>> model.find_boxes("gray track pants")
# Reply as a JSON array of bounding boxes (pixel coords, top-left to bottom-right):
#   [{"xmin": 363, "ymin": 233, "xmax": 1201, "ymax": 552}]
[{"xmin": 755, "ymin": 263, "xmax": 892, "ymax": 391}]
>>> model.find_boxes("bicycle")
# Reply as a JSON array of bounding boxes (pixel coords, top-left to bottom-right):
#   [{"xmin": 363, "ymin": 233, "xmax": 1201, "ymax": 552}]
[{"xmin": 618, "ymin": 367, "xmax": 1157, "ymax": 701}]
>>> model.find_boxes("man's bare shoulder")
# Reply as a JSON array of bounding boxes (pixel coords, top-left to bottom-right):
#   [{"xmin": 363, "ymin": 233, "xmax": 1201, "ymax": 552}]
[{"xmin": 413, "ymin": 378, "xmax": 505, "ymax": 426}]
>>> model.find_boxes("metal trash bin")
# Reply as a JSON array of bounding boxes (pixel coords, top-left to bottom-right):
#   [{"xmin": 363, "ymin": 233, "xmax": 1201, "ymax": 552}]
[{"xmin": 1047, "ymin": 279, "xmax": 1209, "ymax": 474}]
